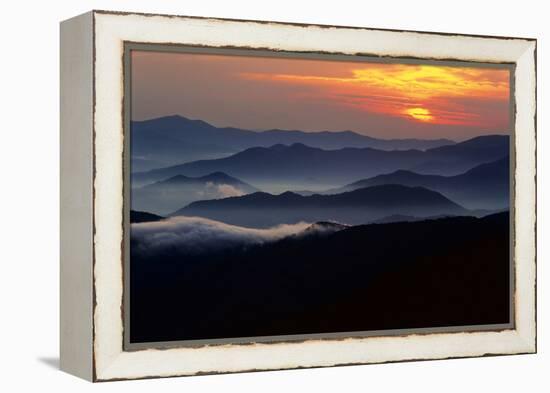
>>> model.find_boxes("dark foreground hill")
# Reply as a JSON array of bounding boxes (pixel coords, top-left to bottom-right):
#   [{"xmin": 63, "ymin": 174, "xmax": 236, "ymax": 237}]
[
  {"xmin": 172, "ymin": 184, "xmax": 468, "ymax": 228},
  {"xmin": 130, "ymin": 212, "xmax": 510, "ymax": 343}
]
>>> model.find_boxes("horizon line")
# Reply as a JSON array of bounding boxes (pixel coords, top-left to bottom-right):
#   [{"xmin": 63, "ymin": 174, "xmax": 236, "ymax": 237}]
[{"xmin": 131, "ymin": 113, "xmax": 512, "ymax": 142}]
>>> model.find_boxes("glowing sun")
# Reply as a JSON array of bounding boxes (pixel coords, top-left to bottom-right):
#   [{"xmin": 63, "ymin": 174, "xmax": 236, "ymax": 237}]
[{"xmin": 405, "ymin": 107, "xmax": 434, "ymax": 122}]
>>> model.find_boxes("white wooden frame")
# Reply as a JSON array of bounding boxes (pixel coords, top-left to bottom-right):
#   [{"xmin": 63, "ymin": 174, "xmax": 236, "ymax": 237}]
[{"xmin": 60, "ymin": 10, "xmax": 537, "ymax": 382}]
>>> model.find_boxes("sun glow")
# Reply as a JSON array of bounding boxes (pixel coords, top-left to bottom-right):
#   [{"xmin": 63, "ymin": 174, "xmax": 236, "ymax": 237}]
[
  {"xmin": 241, "ymin": 64, "xmax": 509, "ymax": 127},
  {"xmin": 405, "ymin": 107, "xmax": 434, "ymax": 122}
]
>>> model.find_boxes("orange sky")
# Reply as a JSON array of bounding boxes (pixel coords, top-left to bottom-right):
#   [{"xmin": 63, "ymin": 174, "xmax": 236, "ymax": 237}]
[
  {"xmin": 131, "ymin": 51, "xmax": 512, "ymax": 140},
  {"xmin": 242, "ymin": 64, "xmax": 509, "ymax": 127}
]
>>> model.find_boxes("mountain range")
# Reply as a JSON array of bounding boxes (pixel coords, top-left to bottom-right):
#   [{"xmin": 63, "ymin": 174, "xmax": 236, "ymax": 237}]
[
  {"xmin": 131, "ymin": 115, "xmax": 455, "ymax": 171},
  {"xmin": 303, "ymin": 156, "xmax": 509, "ymax": 210},
  {"xmin": 172, "ymin": 184, "xmax": 468, "ymax": 228},
  {"xmin": 130, "ymin": 212, "xmax": 510, "ymax": 342},
  {"xmin": 132, "ymin": 172, "xmax": 258, "ymax": 215},
  {"xmin": 128, "ymin": 117, "xmax": 511, "ymax": 342},
  {"xmin": 132, "ymin": 134, "xmax": 509, "ymax": 192}
]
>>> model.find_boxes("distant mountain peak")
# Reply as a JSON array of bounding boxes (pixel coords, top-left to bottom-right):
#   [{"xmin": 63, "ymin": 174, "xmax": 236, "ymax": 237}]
[
  {"xmin": 462, "ymin": 155, "xmax": 509, "ymax": 174},
  {"xmin": 140, "ymin": 172, "xmax": 258, "ymax": 198},
  {"xmin": 164, "ymin": 114, "xmax": 186, "ymax": 120},
  {"xmin": 154, "ymin": 171, "xmax": 246, "ymax": 185},
  {"xmin": 279, "ymin": 191, "xmax": 301, "ymax": 198},
  {"xmin": 149, "ymin": 174, "xmax": 192, "ymax": 185},
  {"xmin": 199, "ymin": 171, "xmax": 236, "ymax": 182},
  {"xmin": 334, "ymin": 184, "xmax": 465, "ymax": 210},
  {"xmin": 430, "ymin": 134, "xmax": 509, "ymax": 151},
  {"xmin": 267, "ymin": 142, "xmax": 313, "ymax": 151},
  {"xmin": 136, "ymin": 114, "xmax": 216, "ymax": 129},
  {"xmin": 289, "ymin": 142, "xmax": 311, "ymax": 149},
  {"xmin": 268, "ymin": 143, "xmax": 289, "ymax": 151},
  {"xmin": 464, "ymin": 134, "xmax": 508, "ymax": 142},
  {"xmin": 173, "ymin": 183, "xmax": 468, "ymax": 228},
  {"xmin": 130, "ymin": 115, "xmax": 463, "ymax": 172},
  {"xmin": 392, "ymin": 169, "xmax": 418, "ymax": 175}
]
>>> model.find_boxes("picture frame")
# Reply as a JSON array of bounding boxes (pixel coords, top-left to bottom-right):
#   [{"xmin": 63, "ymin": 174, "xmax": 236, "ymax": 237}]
[{"xmin": 60, "ymin": 10, "xmax": 537, "ymax": 382}]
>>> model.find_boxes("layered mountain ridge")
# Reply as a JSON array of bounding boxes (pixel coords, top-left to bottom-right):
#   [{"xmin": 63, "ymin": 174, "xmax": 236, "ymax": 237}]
[
  {"xmin": 172, "ymin": 184, "xmax": 469, "ymax": 228},
  {"xmin": 131, "ymin": 115, "xmax": 456, "ymax": 171}
]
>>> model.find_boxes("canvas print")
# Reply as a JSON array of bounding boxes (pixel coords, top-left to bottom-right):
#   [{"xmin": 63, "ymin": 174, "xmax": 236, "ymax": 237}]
[{"xmin": 128, "ymin": 48, "xmax": 512, "ymax": 345}]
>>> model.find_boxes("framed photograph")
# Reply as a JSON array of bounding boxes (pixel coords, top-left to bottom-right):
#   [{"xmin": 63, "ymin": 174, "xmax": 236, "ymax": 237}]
[{"xmin": 60, "ymin": 10, "xmax": 537, "ymax": 381}]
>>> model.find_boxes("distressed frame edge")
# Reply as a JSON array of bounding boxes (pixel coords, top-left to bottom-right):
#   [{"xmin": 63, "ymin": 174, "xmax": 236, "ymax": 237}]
[
  {"xmin": 59, "ymin": 11, "xmax": 95, "ymax": 381},
  {"xmin": 90, "ymin": 11, "xmax": 537, "ymax": 382},
  {"xmin": 91, "ymin": 8, "xmax": 537, "ymax": 42},
  {"xmin": 512, "ymin": 39, "xmax": 537, "ymax": 354}
]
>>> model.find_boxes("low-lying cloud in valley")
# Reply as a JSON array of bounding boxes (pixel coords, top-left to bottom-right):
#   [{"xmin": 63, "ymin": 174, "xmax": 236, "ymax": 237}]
[
  {"xmin": 198, "ymin": 182, "xmax": 246, "ymax": 199},
  {"xmin": 131, "ymin": 216, "xmax": 312, "ymax": 256}
]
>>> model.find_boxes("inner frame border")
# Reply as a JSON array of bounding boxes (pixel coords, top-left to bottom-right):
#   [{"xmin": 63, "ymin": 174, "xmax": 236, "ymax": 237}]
[{"xmin": 122, "ymin": 42, "xmax": 517, "ymax": 352}]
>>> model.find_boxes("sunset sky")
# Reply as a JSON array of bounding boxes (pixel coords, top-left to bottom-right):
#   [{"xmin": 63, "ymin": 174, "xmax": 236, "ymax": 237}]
[{"xmin": 131, "ymin": 50, "xmax": 512, "ymax": 141}]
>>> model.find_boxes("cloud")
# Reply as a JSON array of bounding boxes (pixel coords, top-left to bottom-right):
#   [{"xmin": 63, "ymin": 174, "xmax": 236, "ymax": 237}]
[
  {"xmin": 207, "ymin": 182, "xmax": 246, "ymax": 198},
  {"xmin": 194, "ymin": 182, "xmax": 247, "ymax": 200},
  {"xmin": 131, "ymin": 216, "xmax": 312, "ymax": 256},
  {"xmin": 241, "ymin": 64, "xmax": 510, "ymax": 128}
]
